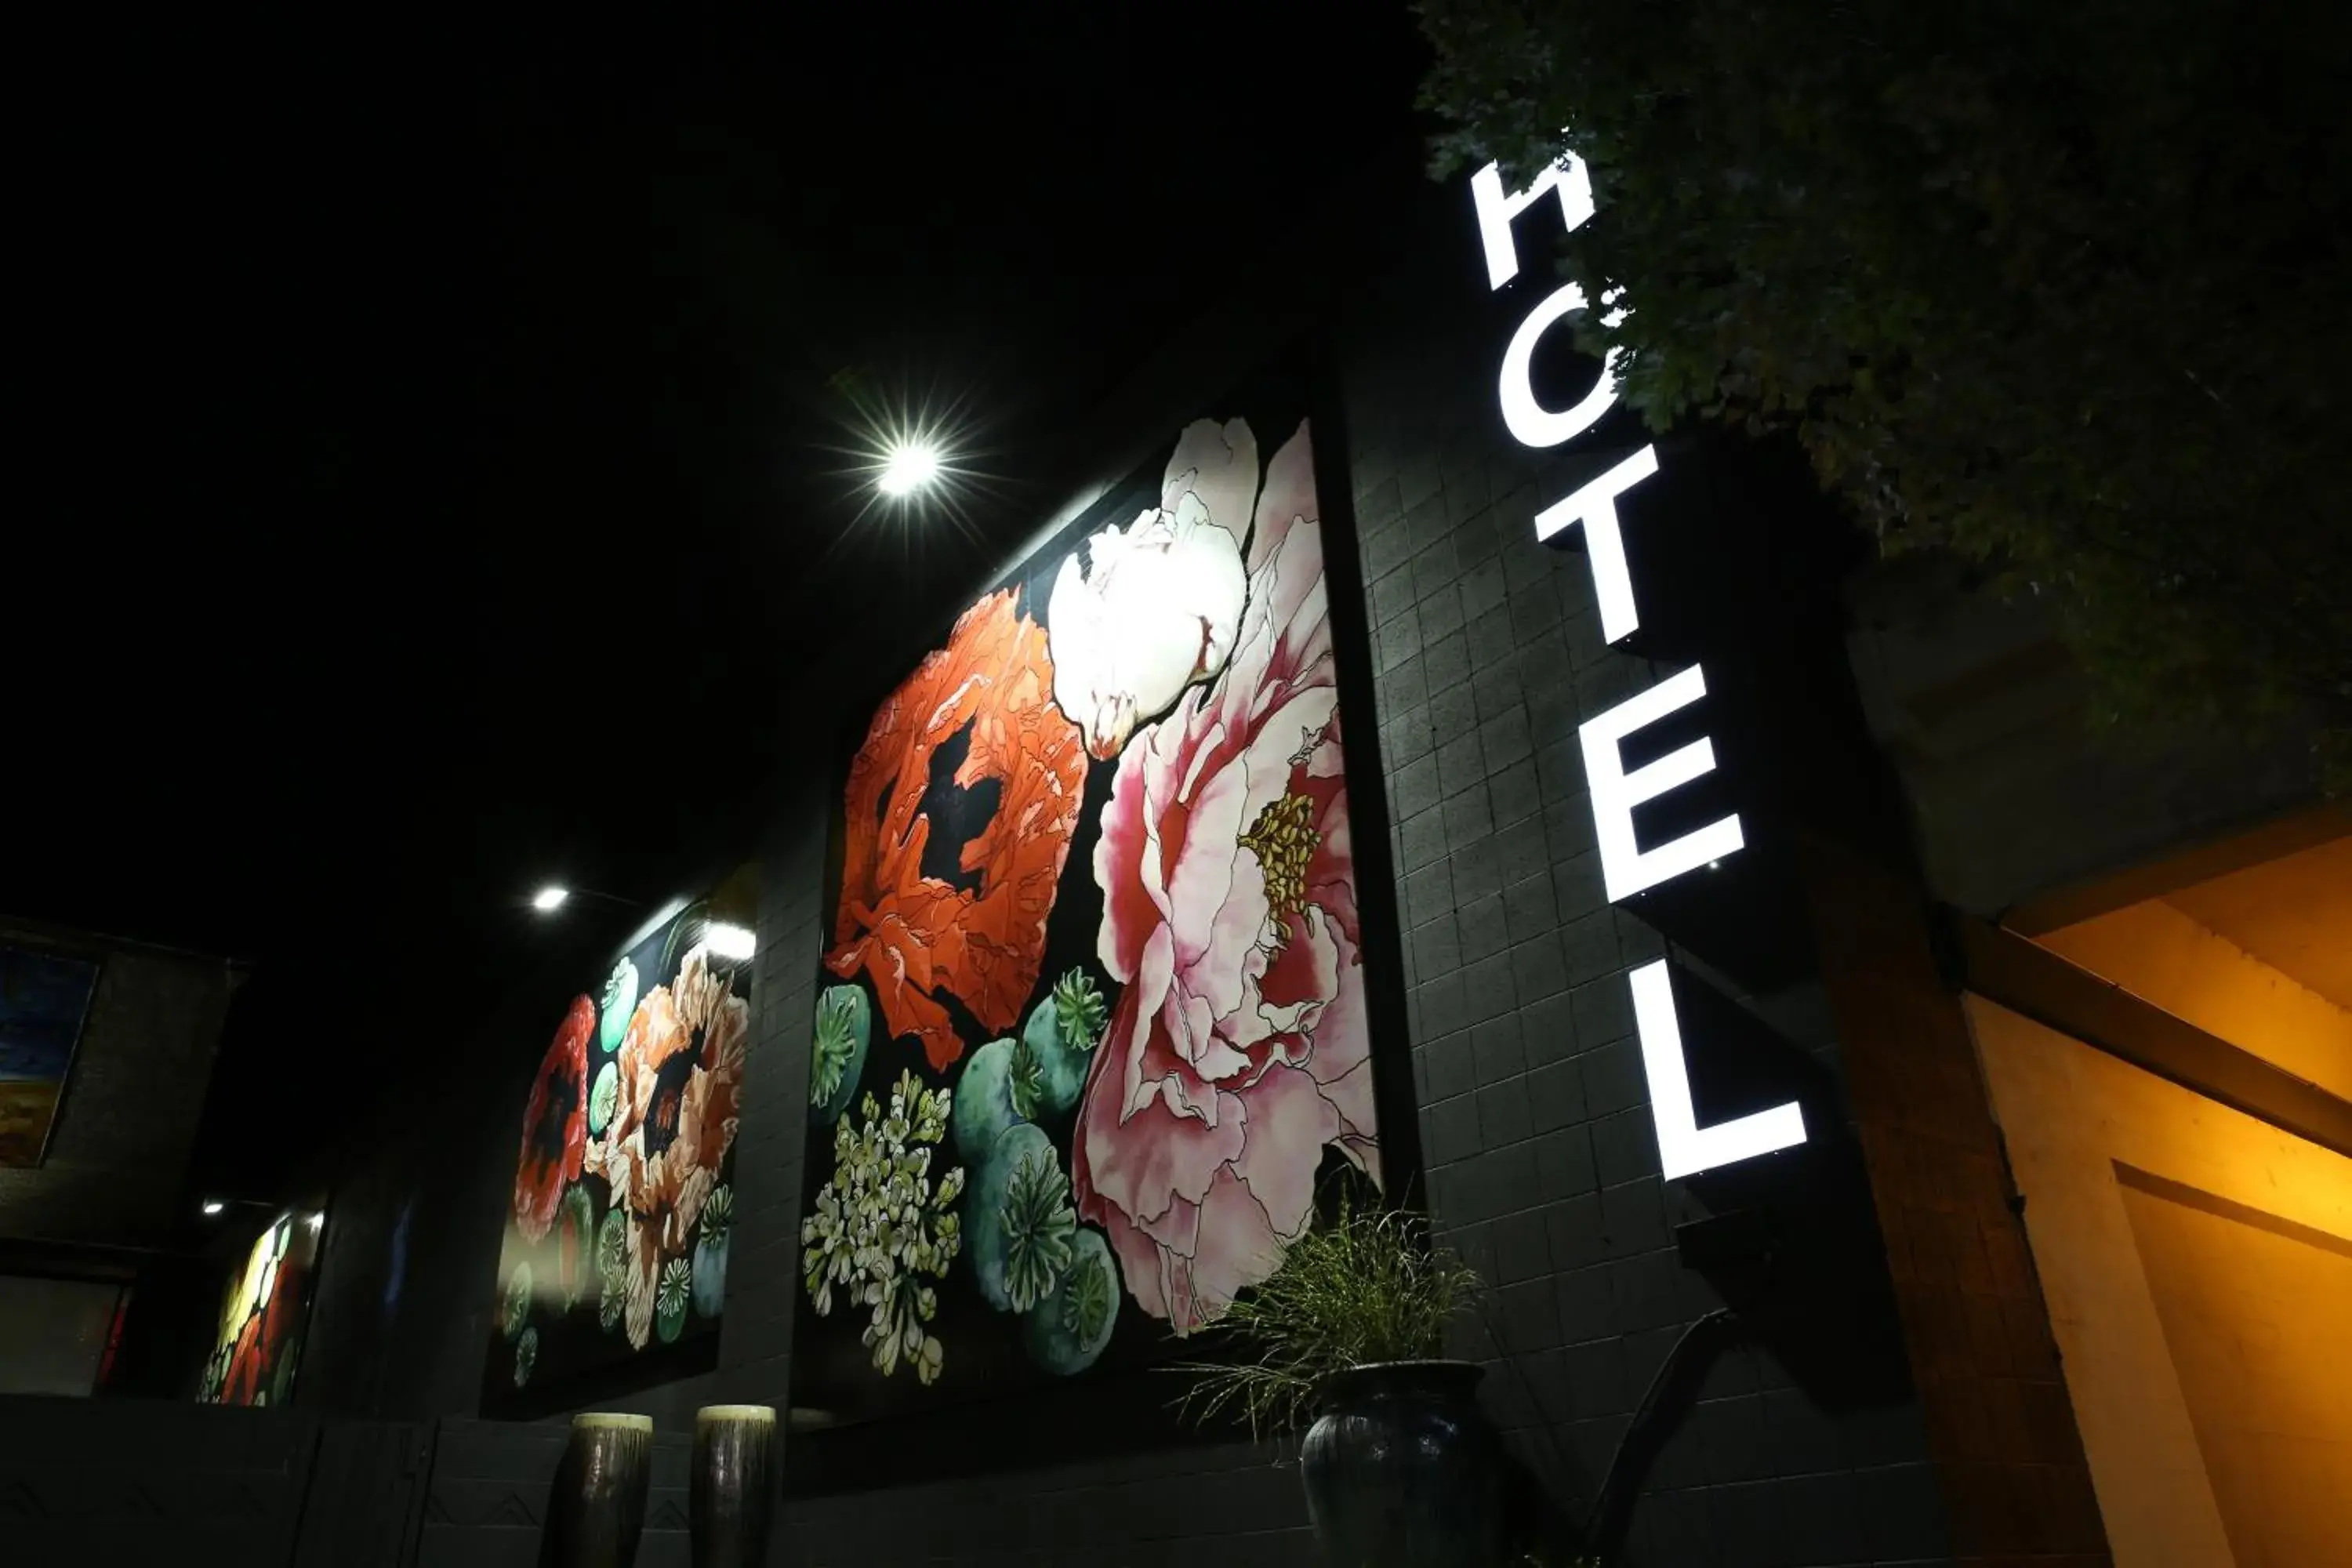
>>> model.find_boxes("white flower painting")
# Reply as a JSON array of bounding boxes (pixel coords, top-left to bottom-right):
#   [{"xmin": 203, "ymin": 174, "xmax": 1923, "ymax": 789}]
[{"xmin": 1047, "ymin": 418, "xmax": 1260, "ymax": 758}]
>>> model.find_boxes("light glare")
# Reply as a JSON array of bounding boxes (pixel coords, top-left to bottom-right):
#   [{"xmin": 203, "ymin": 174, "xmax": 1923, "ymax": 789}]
[
  {"xmin": 878, "ymin": 441, "xmax": 941, "ymax": 496},
  {"xmin": 531, "ymin": 885, "xmax": 570, "ymax": 913},
  {"xmin": 821, "ymin": 376, "xmax": 993, "ymax": 554},
  {"xmin": 201, "ymin": 1200, "xmax": 226, "ymax": 1216},
  {"xmin": 705, "ymin": 921, "xmax": 757, "ymax": 960}
]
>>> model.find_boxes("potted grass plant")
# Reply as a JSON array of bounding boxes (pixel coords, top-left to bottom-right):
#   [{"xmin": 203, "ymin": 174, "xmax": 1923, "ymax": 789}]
[{"xmin": 1177, "ymin": 1201, "xmax": 1507, "ymax": 1566}]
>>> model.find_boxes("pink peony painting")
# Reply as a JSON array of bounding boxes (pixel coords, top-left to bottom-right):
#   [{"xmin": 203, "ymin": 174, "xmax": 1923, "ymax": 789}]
[{"xmin": 1073, "ymin": 420, "xmax": 1380, "ymax": 1333}]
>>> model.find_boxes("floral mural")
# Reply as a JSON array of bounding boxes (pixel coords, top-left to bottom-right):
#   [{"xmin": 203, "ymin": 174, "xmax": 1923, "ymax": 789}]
[
  {"xmin": 483, "ymin": 888, "xmax": 752, "ymax": 1408},
  {"xmin": 200, "ymin": 1207, "xmax": 323, "ymax": 1407},
  {"xmin": 826, "ymin": 590, "xmax": 1088, "ymax": 1075},
  {"xmin": 514, "ymin": 995, "xmax": 592, "ymax": 1241},
  {"xmin": 793, "ymin": 397, "xmax": 1394, "ymax": 1426}
]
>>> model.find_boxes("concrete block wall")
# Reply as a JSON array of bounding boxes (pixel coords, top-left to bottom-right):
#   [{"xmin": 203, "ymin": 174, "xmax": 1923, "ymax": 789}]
[
  {"xmin": 0, "ymin": 1394, "xmax": 321, "ymax": 1567},
  {"xmin": 1317, "ymin": 293, "xmax": 1949, "ymax": 1566},
  {"xmin": 0, "ymin": 925, "xmax": 240, "ymax": 1247},
  {"xmin": 709, "ymin": 775, "xmax": 827, "ymax": 1414}
]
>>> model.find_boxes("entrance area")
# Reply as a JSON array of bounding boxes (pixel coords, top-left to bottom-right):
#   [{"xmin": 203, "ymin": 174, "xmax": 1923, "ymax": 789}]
[{"xmin": 1970, "ymin": 832, "xmax": 2352, "ymax": 1567}]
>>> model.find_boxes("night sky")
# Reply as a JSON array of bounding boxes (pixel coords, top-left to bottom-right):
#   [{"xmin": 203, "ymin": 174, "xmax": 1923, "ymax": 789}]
[{"xmin": 11, "ymin": 9, "xmax": 1427, "ymax": 1196}]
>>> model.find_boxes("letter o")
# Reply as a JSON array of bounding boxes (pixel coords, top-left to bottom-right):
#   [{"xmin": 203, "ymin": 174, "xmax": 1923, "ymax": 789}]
[{"xmin": 1497, "ymin": 281, "xmax": 1620, "ymax": 448}]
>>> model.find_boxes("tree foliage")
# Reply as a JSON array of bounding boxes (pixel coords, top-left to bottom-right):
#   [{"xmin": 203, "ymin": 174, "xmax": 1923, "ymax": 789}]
[{"xmin": 1417, "ymin": 0, "xmax": 2352, "ymax": 777}]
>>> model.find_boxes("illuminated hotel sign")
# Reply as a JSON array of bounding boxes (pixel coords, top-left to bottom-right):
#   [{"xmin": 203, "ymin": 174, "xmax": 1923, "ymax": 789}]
[{"xmin": 1468, "ymin": 152, "xmax": 1807, "ymax": 1181}]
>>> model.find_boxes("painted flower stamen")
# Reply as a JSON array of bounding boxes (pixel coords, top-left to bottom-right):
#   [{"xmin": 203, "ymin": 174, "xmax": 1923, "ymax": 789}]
[{"xmin": 1239, "ymin": 789, "xmax": 1321, "ymax": 946}]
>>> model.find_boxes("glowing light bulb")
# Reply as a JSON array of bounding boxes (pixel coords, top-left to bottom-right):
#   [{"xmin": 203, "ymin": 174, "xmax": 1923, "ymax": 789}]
[
  {"xmin": 705, "ymin": 921, "xmax": 756, "ymax": 960},
  {"xmin": 878, "ymin": 441, "xmax": 940, "ymax": 495},
  {"xmin": 531, "ymin": 885, "xmax": 570, "ymax": 913}
]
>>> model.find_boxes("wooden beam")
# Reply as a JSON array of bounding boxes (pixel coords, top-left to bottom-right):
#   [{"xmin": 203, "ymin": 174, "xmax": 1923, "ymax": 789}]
[{"xmin": 1942, "ymin": 911, "xmax": 2352, "ymax": 1160}]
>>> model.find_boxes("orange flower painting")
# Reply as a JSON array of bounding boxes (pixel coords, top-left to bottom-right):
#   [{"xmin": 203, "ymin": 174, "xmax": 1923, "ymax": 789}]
[
  {"xmin": 512, "ymin": 995, "xmax": 593, "ymax": 1242},
  {"xmin": 199, "ymin": 1208, "xmax": 322, "ymax": 1407},
  {"xmin": 583, "ymin": 942, "xmax": 746, "ymax": 1349},
  {"xmin": 826, "ymin": 590, "xmax": 1087, "ymax": 1072},
  {"xmin": 485, "ymin": 884, "xmax": 755, "ymax": 1408}
]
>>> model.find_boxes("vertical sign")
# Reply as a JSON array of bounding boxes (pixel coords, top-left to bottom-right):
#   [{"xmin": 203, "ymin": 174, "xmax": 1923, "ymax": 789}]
[{"xmin": 1468, "ymin": 151, "xmax": 1806, "ymax": 1180}]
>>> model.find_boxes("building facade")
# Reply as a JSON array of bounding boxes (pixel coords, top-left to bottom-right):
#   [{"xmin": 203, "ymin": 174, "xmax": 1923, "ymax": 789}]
[{"xmin": 6, "ymin": 141, "xmax": 2344, "ymax": 1568}]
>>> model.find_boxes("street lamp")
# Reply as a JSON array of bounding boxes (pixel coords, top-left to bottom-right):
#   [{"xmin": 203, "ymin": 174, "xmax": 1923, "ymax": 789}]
[{"xmin": 877, "ymin": 440, "xmax": 942, "ymax": 496}]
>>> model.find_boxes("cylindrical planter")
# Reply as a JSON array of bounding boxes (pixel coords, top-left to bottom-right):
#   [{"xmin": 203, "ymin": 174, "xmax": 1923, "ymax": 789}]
[
  {"xmin": 544, "ymin": 1412, "xmax": 653, "ymax": 1568},
  {"xmin": 691, "ymin": 1404, "xmax": 778, "ymax": 1568},
  {"xmin": 1299, "ymin": 1360, "xmax": 1507, "ymax": 1568}
]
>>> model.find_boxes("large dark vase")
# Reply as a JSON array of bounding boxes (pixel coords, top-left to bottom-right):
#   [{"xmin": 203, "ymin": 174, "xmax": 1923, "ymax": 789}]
[
  {"xmin": 542, "ymin": 1413, "xmax": 653, "ymax": 1568},
  {"xmin": 1299, "ymin": 1360, "xmax": 1507, "ymax": 1568},
  {"xmin": 691, "ymin": 1404, "xmax": 777, "ymax": 1567}
]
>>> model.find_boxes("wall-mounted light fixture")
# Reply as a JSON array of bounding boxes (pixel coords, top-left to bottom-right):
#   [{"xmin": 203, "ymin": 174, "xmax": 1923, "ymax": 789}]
[
  {"xmin": 877, "ymin": 440, "xmax": 942, "ymax": 496},
  {"xmin": 529, "ymin": 884, "xmax": 644, "ymax": 917},
  {"xmin": 704, "ymin": 921, "xmax": 757, "ymax": 960}
]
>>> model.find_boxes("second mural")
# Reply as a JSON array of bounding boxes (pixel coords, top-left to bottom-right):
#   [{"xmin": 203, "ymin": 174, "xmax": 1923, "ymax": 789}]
[{"xmin": 791, "ymin": 387, "xmax": 1388, "ymax": 1424}]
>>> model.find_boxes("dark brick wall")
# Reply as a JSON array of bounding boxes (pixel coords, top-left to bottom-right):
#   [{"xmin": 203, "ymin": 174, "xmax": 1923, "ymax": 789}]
[
  {"xmin": 0, "ymin": 1393, "xmax": 336, "ymax": 1567},
  {"xmin": 1308, "ymin": 242, "xmax": 1948, "ymax": 1566},
  {"xmin": 297, "ymin": 975, "xmax": 561, "ymax": 1421},
  {"xmin": 710, "ymin": 779, "xmax": 827, "ymax": 1417}
]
